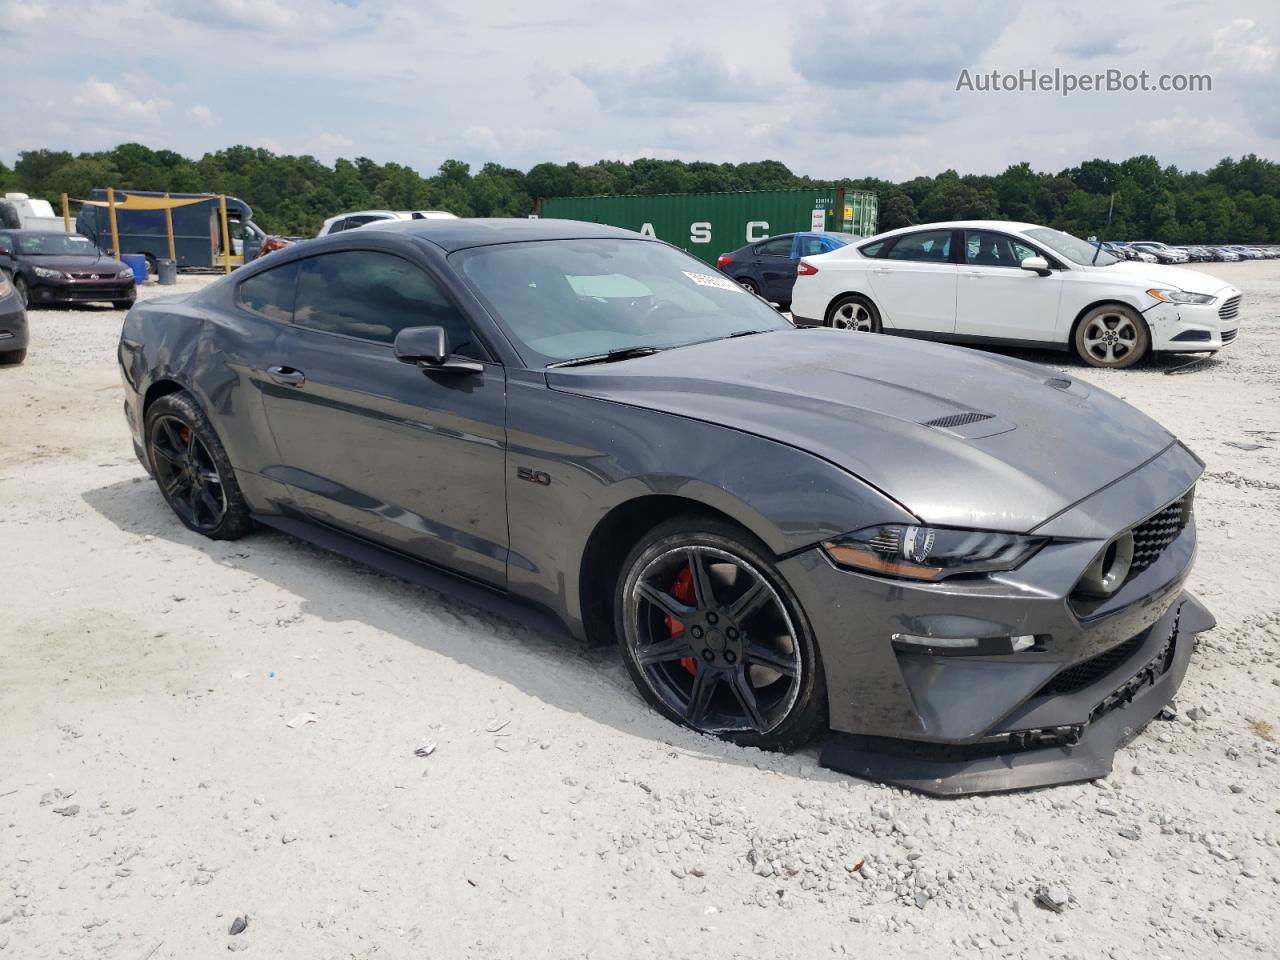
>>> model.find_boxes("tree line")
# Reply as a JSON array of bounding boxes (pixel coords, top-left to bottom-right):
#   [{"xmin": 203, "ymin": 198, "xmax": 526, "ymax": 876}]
[{"xmin": 2, "ymin": 143, "xmax": 1278, "ymax": 243}]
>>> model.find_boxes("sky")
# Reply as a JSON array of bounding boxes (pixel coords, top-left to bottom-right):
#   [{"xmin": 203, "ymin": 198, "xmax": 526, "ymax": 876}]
[{"xmin": 2, "ymin": 0, "xmax": 1277, "ymax": 181}]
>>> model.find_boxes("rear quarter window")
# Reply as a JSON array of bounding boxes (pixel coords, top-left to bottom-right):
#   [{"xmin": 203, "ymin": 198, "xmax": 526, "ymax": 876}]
[
  {"xmin": 857, "ymin": 240, "xmax": 886, "ymax": 257},
  {"xmin": 237, "ymin": 260, "xmax": 300, "ymax": 322}
]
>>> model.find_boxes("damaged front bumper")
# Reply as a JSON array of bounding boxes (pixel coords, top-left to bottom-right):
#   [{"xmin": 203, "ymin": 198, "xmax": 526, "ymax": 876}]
[{"xmin": 819, "ymin": 592, "xmax": 1213, "ymax": 795}]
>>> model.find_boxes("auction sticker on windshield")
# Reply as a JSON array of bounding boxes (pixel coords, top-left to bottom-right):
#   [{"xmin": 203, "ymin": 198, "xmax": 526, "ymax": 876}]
[{"xmin": 683, "ymin": 271, "xmax": 745, "ymax": 292}]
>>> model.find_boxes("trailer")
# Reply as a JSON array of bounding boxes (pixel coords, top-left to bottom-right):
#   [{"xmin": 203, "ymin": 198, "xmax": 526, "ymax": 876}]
[
  {"xmin": 539, "ymin": 188, "xmax": 878, "ymax": 265},
  {"xmin": 0, "ymin": 193, "xmax": 67, "ymax": 231},
  {"xmin": 76, "ymin": 190, "xmax": 266, "ymax": 270}
]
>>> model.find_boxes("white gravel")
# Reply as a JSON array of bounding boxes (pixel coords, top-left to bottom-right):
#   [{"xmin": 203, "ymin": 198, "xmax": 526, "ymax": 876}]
[{"xmin": 1, "ymin": 263, "xmax": 1277, "ymax": 959}]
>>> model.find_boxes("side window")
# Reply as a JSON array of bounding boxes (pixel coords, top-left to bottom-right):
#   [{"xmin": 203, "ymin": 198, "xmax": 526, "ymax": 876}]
[
  {"xmin": 798, "ymin": 236, "xmax": 827, "ymax": 257},
  {"xmin": 292, "ymin": 250, "xmax": 486, "ymax": 360},
  {"xmin": 858, "ymin": 240, "xmax": 886, "ymax": 258},
  {"xmin": 966, "ymin": 231, "xmax": 1042, "ymax": 267},
  {"xmin": 754, "ymin": 236, "xmax": 794, "ymax": 257},
  {"xmin": 0, "ymin": 236, "xmax": 13, "ymax": 255},
  {"xmin": 326, "ymin": 219, "xmax": 348, "ymax": 235},
  {"xmin": 237, "ymin": 260, "xmax": 300, "ymax": 322},
  {"xmin": 1010, "ymin": 239, "xmax": 1038, "ymax": 262},
  {"xmin": 885, "ymin": 230, "xmax": 953, "ymax": 263}
]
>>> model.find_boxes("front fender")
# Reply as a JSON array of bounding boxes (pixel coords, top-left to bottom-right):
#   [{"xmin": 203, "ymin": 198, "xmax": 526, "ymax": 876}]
[{"xmin": 504, "ymin": 374, "xmax": 916, "ymax": 635}]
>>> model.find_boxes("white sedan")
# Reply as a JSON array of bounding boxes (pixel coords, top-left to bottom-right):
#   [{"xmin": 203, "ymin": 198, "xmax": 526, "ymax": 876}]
[{"xmin": 790, "ymin": 221, "xmax": 1242, "ymax": 368}]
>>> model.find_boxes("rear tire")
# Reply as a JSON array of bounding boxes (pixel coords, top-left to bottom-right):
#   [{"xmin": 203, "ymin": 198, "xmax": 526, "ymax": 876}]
[
  {"xmin": 736, "ymin": 277, "xmax": 759, "ymax": 296},
  {"xmin": 145, "ymin": 391, "xmax": 253, "ymax": 540},
  {"xmin": 0, "ymin": 349, "xmax": 26, "ymax": 365},
  {"xmin": 615, "ymin": 515, "xmax": 827, "ymax": 752},
  {"xmin": 826, "ymin": 293, "xmax": 881, "ymax": 332}
]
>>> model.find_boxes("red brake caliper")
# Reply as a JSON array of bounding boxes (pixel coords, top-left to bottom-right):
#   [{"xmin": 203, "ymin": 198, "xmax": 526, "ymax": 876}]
[{"xmin": 667, "ymin": 565, "xmax": 699, "ymax": 676}]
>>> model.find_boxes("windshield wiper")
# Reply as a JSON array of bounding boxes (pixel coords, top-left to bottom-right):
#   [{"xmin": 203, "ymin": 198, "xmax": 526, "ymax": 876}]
[
  {"xmin": 548, "ymin": 345, "xmax": 662, "ymax": 368},
  {"xmin": 727, "ymin": 329, "xmax": 766, "ymax": 338}
]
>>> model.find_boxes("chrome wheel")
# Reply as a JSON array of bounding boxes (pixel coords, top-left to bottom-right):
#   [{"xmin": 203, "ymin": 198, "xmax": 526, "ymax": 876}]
[
  {"xmin": 1082, "ymin": 311, "xmax": 1139, "ymax": 365},
  {"xmin": 626, "ymin": 546, "xmax": 802, "ymax": 735},
  {"xmin": 831, "ymin": 300, "xmax": 876, "ymax": 331},
  {"xmin": 149, "ymin": 415, "xmax": 228, "ymax": 531}
]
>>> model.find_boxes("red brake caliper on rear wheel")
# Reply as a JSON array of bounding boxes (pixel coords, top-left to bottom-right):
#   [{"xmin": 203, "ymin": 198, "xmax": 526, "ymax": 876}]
[{"xmin": 667, "ymin": 565, "xmax": 698, "ymax": 676}]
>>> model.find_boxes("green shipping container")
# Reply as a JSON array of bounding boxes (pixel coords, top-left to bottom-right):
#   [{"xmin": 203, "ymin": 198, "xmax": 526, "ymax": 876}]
[{"xmin": 539, "ymin": 188, "xmax": 878, "ymax": 265}]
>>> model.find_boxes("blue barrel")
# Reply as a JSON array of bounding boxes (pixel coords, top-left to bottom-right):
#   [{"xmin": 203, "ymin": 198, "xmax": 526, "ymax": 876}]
[
  {"xmin": 157, "ymin": 258, "xmax": 177, "ymax": 285},
  {"xmin": 121, "ymin": 253, "xmax": 148, "ymax": 284}
]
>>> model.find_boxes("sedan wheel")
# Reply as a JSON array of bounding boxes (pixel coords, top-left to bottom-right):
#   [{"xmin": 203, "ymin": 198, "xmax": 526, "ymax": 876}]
[
  {"xmin": 1075, "ymin": 305, "xmax": 1149, "ymax": 369},
  {"xmin": 14, "ymin": 276, "xmax": 29, "ymax": 308},
  {"xmin": 737, "ymin": 277, "xmax": 759, "ymax": 296},
  {"xmin": 828, "ymin": 295, "xmax": 880, "ymax": 332},
  {"xmin": 616, "ymin": 518, "xmax": 826, "ymax": 751}
]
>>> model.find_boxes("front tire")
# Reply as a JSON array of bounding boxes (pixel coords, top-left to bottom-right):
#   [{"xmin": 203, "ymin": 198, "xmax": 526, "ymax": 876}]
[
  {"xmin": 14, "ymin": 276, "xmax": 29, "ymax": 308},
  {"xmin": 615, "ymin": 516, "xmax": 827, "ymax": 751},
  {"xmin": 145, "ymin": 391, "xmax": 253, "ymax": 540},
  {"xmin": 0, "ymin": 349, "xmax": 26, "ymax": 365},
  {"xmin": 826, "ymin": 294, "xmax": 881, "ymax": 332},
  {"xmin": 1074, "ymin": 304, "xmax": 1149, "ymax": 368}
]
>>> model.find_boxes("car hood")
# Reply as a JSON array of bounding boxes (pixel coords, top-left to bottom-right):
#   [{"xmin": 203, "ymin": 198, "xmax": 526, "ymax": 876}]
[
  {"xmin": 547, "ymin": 330, "xmax": 1179, "ymax": 533},
  {"xmin": 1105, "ymin": 261, "xmax": 1234, "ymax": 295},
  {"xmin": 22, "ymin": 254, "xmax": 129, "ymax": 273}
]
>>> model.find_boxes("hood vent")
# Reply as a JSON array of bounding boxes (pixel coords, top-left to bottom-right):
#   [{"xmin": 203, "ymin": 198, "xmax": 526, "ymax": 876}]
[
  {"xmin": 1045, "ymin": 378, "xmax": 1072, "ymax": 390},
  {"xmin": 923, "ymin": 412, "xmax": 994, "ymax": 429}
]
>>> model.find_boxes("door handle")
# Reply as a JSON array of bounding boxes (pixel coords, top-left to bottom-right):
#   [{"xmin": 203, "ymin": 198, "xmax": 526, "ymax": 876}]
[
  {"xmin": 873, "ymin": 267, "xmax": 893, "ymax": 275},
  {"xmin": 965, "ymin": 271, "xmax": 983, "ymax": 279},
  {"xmin": 267, "ymin": 365, "xmax": 306, "ymax": 386}
]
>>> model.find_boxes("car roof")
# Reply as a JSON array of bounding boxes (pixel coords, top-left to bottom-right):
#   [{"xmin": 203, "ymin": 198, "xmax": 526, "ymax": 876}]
[
  {"xmin": 860, "ymin": 220, "xmax": 1044, "ymax": 244},
  {"xmin": 363, "ymin": 217, "xmax": 657, "ymax": 252}
]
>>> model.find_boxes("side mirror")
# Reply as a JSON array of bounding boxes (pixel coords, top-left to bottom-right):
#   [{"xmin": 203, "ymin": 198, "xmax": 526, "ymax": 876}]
[
  {"xmin": 1020, "ymin": 256, "xmax": 1051, "ymax": 277},
  {"xmin": 394, "ymin": 326, "xmax": 483, "ymax": 374}
]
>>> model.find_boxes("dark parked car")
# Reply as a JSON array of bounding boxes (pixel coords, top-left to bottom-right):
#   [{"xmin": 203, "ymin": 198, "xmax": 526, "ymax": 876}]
[
  {"xmin": 0, "ymin": 271, "xmax": 27, "ymax": 364},
  {"xmin": 0, "ymin": 230, "xmax": 136, "ymax": 308},
  {"xmin": 119, "ymin": 218, "xmax": 1214, "ymax": 795},
  {"xmin": 716, "ymin": 231, "xmax": 852, "ymax": 307}
]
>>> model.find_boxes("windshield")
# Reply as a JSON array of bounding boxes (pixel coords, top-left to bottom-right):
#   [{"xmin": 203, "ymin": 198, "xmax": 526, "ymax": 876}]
[
  {"xmin": 12, "ymin": 232, "xmax": 100, "ymax": 256},
  {"xmin": 455, "ymin": 239, "xmax": 790, "ymax": 365},
  {"xmin": 1024, "ymin": 227, "xmax": 1117, "ymax": 266}
]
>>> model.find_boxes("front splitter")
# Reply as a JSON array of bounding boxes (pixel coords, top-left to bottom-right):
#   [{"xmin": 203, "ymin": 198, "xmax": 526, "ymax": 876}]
[{"xmin": 819, "ymin": 593, "xmax": 1215, "ymax": 796}]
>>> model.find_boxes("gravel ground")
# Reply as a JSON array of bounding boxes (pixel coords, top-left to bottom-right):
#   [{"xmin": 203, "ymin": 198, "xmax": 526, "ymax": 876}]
[{"xmin": 1, "ymin": 264, "xmax": 1277, "ymax": 959}]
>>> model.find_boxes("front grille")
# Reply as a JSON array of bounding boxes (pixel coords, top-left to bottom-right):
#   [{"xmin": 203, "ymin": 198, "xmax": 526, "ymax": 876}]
[
  {"xmin": 1131, "ymin": 497, "xmax": 1187, "ymax": 574},
  {"xmin": 1222, "ymin": 328, "xmax": 1238, "ymax": 345},
  {"xmin": 1040, "ymin": 631, "xmax": 1147, "ymax": 695},
  {"xmin": 923, "ymin": 412, "xmax": 993, "ymax": 429},
  {"xmin": 62, "ymin": 287, "xmax": 122, "ymax": 301},
  {"xmin": 1218, "ymin": 295, "xmax": 1241, "ymax": 320},
  {"xmin": 68, "ymin": 271, "xmax": 117, "ymax": 281}
]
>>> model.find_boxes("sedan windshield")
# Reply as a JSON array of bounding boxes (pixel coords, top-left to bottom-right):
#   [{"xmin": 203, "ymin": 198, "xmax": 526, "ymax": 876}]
[
  {"xmin": 454, "ymin": 239, "xmax": 790, "ymax": 365},
  {"xmin": 1024, "ymin": 227, "xmax": 1118, "ymax": 266},
  {"xmin": 13, "ymin": 232, "xmax": 100, "ymax": 256}
]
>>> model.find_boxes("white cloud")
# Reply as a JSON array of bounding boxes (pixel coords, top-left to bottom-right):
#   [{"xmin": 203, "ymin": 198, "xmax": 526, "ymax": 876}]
[
  {"xmin": 189, "ymin": 104, "xmax": 215, "ymax": 126},
  {"xmin": 72, "ymin": 77, "xmax": 170, "ymax": 125},
  {"xmin": 1211, "ymin": 18, "xmax": 1277, "ymax": 73}
]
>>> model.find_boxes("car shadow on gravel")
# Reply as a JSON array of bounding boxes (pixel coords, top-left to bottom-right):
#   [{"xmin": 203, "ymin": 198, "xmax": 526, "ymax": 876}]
[
  {"xmin": 966, "ymin": 342, "xmax": 1229, "ymax": 376},
  {"xmin": 82, "ymin": 475, "xmax": 838, "ymax": 781}
]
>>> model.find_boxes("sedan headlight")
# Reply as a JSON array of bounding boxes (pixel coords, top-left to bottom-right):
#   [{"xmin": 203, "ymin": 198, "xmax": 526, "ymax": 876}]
[
  {"xmin": 117, "ymin": 268, "xmax": 136, "ymax": 280},
  {"xmin": 33, "ymin": 266, "xmax": 65, "ymax": 280},
  {"xmin": 822, "ymin": 525, "xmax": 1046, "ymax": 581},
  {"xmin": 0, "ymin": 277, "xmax": 11, "ymax": 298},
  {"xmin": 1148, "ymin": 288, "xmax": 1214, "ymax": 305}
]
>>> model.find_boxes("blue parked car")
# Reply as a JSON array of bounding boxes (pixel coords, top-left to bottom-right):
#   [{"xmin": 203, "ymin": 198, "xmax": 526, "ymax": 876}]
[{"xmin": 716, "ymin": 232, "xmax": 853, "ymax": 307}]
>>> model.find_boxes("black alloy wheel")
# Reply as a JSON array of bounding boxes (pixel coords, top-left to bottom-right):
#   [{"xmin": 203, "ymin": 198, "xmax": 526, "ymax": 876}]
[
  {"xmin": 617, "ymin": 518, "xmax": 826, "ymax": 751},
  {"xmin": 144, "ymin": 391, "xmax": 253, "ymax": 540}
]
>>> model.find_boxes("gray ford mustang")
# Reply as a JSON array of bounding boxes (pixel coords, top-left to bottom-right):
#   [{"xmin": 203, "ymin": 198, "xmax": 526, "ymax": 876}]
[{"xmin": 118, "ymin": 218, "xmax": 1214, "ymax": 795}]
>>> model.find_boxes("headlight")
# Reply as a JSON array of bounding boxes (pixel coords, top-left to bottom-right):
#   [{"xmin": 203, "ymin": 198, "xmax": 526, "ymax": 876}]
[
  {"xmin": 33, "ymin": 266, "xmax": 65, "ymax": 280},
  {"xmin": 1148, "ymin": 288, "xmax": 1214, "ymax": 305},
  {"xmin": 822, "ymin": 525, "xmax": 1046, "ymax": 581},
  {"xmin": 117, "ymin": 268, "xmax": 136, "ymax": 280},
  {"xmin": 0, "ymin": 277, "xmax": 10, "ymax": 298}
]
